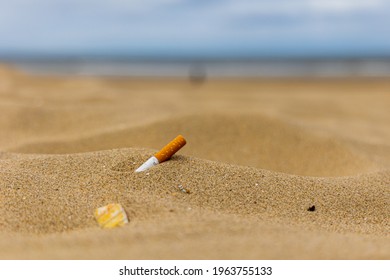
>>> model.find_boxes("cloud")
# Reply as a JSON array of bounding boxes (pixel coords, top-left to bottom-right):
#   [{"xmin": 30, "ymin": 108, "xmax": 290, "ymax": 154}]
[
  {"xmin": 308, "ymin": 0, "xmax": 386, "ymax": 13},
  {"xmin": 0, "ymin": 0, "xmax": 389, "ymax": 55}
]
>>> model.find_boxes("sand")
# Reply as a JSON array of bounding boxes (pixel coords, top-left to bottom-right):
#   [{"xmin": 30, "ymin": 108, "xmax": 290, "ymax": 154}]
[{"xmin": 0, "ymin": 64, "xmax": 389, "ymax": 259}]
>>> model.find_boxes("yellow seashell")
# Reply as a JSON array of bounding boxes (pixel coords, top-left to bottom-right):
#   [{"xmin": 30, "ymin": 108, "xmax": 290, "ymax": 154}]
[{"xmin": 94, "ymin": 203, "xmax": 129, "ymax": 228}]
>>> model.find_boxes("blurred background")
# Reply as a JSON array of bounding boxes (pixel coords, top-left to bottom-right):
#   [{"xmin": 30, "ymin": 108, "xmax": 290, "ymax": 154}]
[{"xmin": 1, "ymin": 0, "xmax": 390, "ymax": 77}]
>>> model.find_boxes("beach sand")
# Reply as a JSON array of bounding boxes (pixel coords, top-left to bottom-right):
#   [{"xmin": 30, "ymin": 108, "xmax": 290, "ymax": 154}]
[{"xmin": 0, "ymin": 65, "xmax": 389, "ymax": 259}]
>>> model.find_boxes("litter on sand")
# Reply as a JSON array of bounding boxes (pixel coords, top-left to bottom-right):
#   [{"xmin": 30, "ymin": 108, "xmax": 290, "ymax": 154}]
[
  {"xmin": 94, "ymin": 203, "xmax": 129, "ymax": 228},
  {"xmin": 178, "ymin": 185, "xmax": 191, "ymax": 194},
  {"xmin": 135, "ymin": 134, "xmax": 186, "ymax": 172}
]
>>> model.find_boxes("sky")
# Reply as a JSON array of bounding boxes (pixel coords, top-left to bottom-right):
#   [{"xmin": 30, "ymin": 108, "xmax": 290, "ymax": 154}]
[{"xmin": 0, "ymin": 0, "xmax": 390, "ymax": 58}]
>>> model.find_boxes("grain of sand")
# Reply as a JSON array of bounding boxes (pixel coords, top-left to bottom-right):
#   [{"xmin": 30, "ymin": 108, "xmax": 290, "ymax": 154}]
[{"xmin": 0, "ymin": 65, "xmax": 389, "ymax": 259}]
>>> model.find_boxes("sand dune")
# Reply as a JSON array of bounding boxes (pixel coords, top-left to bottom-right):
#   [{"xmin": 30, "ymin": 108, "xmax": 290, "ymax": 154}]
[
  {"xmin": 0, "ymin": 149, "xmax": 388, "ymax": 259},
  {"xmin": 1, "ymin": 148, "xmax": 388, "ymax": 233},
  {"xmin": 0, "ymin": 66, "xmax": 389, "ymax": 259},
  {"xmin": 10, "ymin": 114, "xmax": 376, "ymax": 176}
]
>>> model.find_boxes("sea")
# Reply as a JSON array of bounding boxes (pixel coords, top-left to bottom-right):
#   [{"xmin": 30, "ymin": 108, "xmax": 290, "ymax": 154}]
[{"xmin": 2, "ymin": 57, "xmax": 390, "ymax": 78}]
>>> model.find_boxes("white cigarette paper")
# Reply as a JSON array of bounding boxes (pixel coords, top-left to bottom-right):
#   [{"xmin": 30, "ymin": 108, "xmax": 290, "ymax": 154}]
[{"xmin": 135, "ymin": 156, "xmax": 159, "ymax": 172}]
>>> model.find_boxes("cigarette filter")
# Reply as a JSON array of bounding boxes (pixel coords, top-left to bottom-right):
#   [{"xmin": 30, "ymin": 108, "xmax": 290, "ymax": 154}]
[
  {"xmin": 135, "ymin": 135, "xmax": 186, "ymax": 172},
  {"xmin": 94, "ymin": 203, "xmax": 129, "ymax": 228}
]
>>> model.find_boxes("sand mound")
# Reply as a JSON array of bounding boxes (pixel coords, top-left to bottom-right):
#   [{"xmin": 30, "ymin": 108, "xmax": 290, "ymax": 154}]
[
  {"xmin": 10, "ymin": 114, "xmax": 375, "ymax": 177},
  {"xmin": 0, "ymin": 148, "xmax": 388, "ymax": 236},
  {"xmin": 0, "ymin": 148, "xmax": 389, "ymax": 259}
]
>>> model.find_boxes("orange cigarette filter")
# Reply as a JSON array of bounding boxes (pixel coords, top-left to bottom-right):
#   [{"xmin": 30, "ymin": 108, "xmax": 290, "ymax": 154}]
[{"xmin": 154, "ymin": 135, "xmax": 186, "ymax": 163}]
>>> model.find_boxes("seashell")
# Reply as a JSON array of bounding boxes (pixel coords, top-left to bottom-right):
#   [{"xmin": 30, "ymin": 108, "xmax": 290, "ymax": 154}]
[{"xmin": 94, "ymin": 203, "xmax": 129, "ymax": 228}]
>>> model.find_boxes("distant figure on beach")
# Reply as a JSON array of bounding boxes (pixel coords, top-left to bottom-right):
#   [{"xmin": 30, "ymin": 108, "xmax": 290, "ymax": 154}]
[{"xmin": 188, "ymin": 63, "xmax": 207, "ymax": 85}]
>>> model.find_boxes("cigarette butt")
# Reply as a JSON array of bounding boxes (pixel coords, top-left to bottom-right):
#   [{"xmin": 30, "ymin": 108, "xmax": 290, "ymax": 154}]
[
  {"xmin": 135, "ymin": 135, "xmax": 186, "ymax": 172},
  {"xmin": 135, "ymin": 155, "xmax": 159, "ymax": 172},
  {"xmin": 154, "ymin": 135, "xmax": 186, "ymax": 163},
  {"xmin": 94, "ymin": 203, "xmax": 129, "ymax": 228}
]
